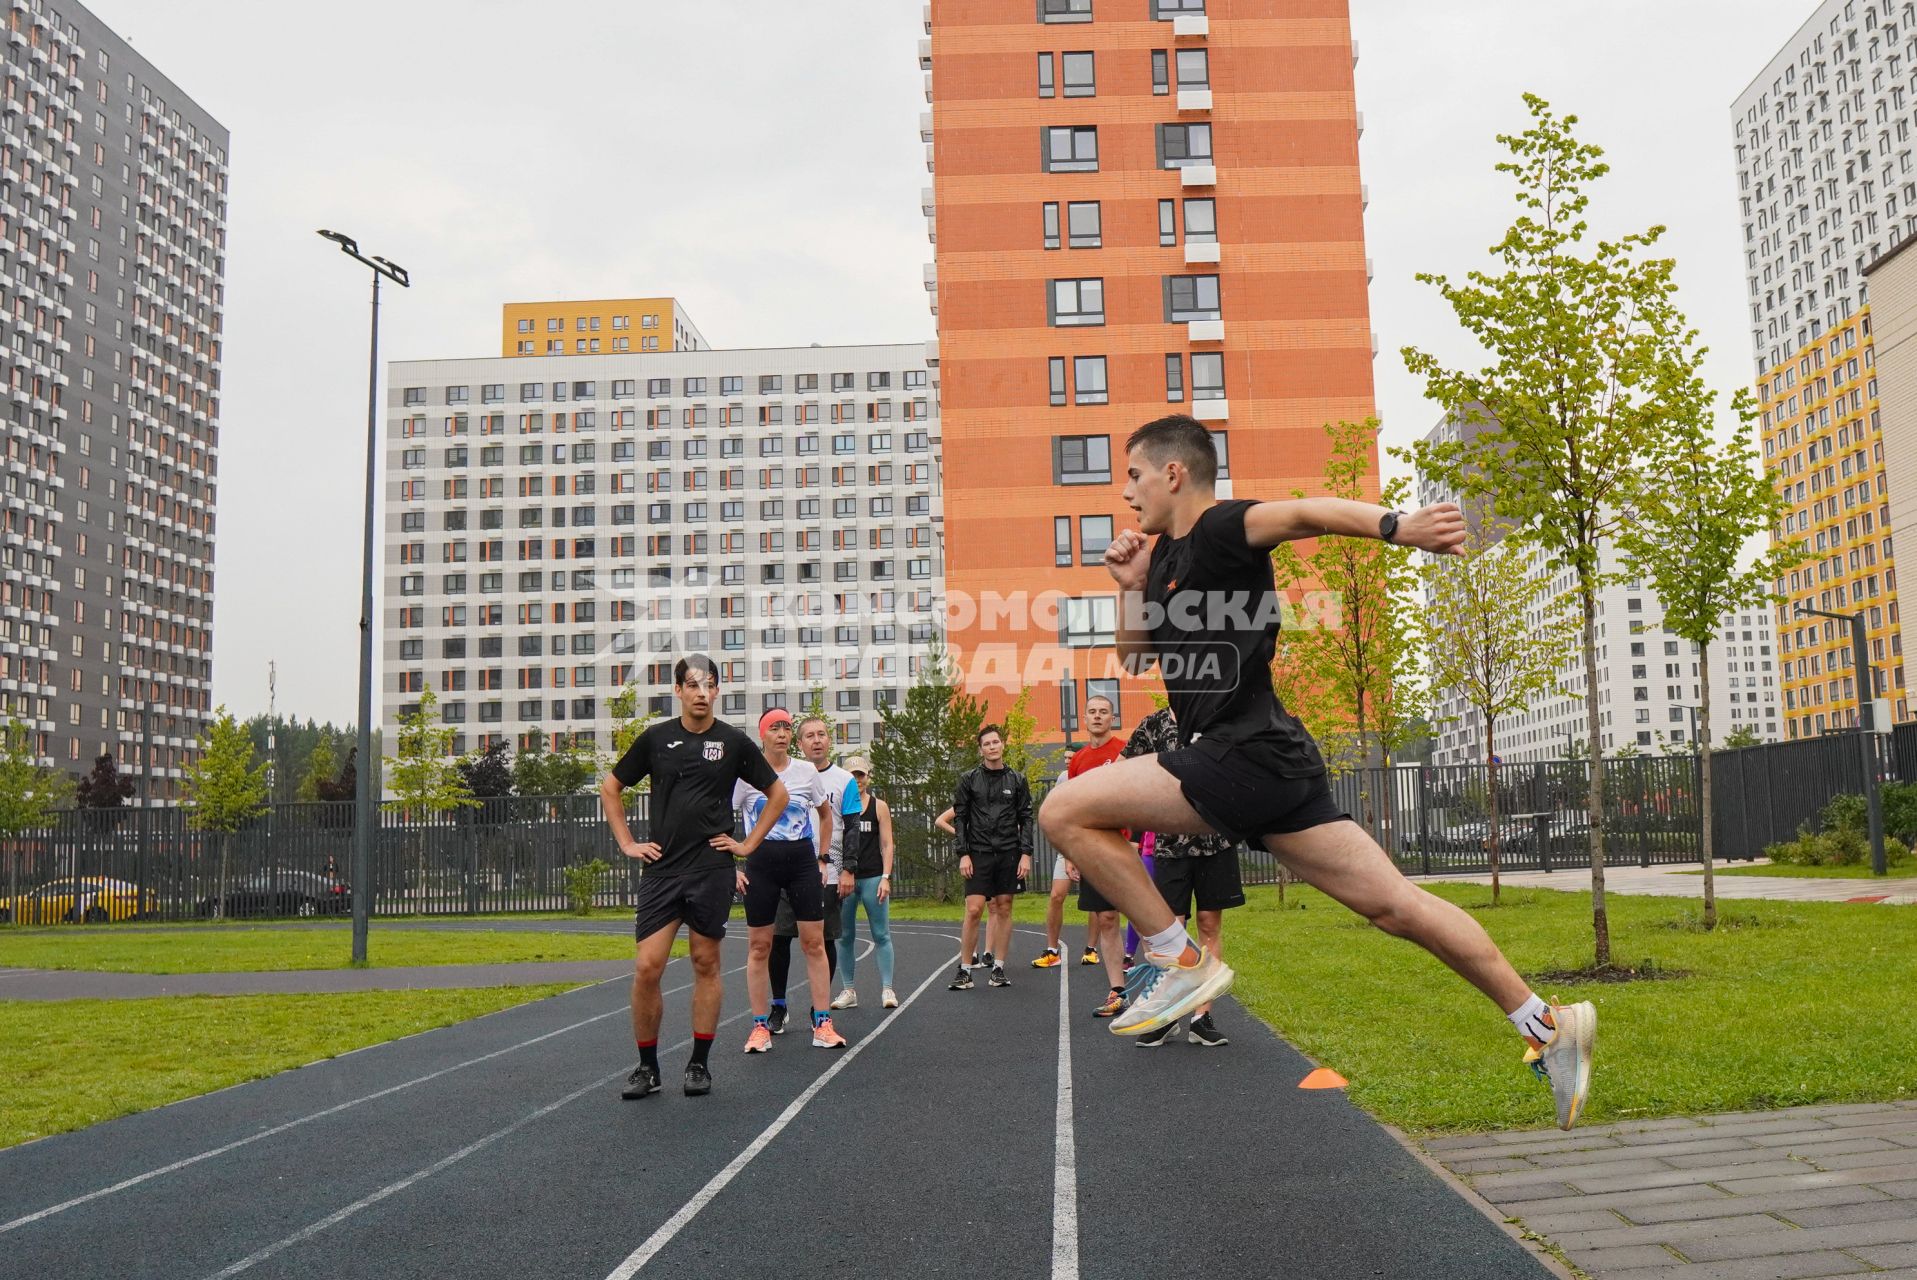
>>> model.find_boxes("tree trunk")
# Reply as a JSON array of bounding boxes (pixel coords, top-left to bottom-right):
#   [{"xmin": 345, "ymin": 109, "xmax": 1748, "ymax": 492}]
[
  {"xmin": 1486, "ymin": 716, "xmax": 1501, "ymax": 906},
  {"xmin": 1700, "ymin": 640, "xmax": 1716, "ymax": 931},
  {"xmin": 1579, "ymin": 574, "xmax": 1611, "ymax": 967},
  {"xmin": 214, "ymin": 830, "xmax": 231, "ymax": 922}
]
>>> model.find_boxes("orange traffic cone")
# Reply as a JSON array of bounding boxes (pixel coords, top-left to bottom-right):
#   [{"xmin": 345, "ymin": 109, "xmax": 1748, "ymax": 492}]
[{"xmin": 1298, "ymin": 1068, "xmax": 1348, "ymax": 1090}]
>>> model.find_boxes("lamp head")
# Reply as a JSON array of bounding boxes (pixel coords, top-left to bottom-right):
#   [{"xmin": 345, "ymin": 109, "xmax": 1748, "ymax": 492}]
[{"xmin": 317, "ymin": 228, "xmax": 359, "ymax": 254}]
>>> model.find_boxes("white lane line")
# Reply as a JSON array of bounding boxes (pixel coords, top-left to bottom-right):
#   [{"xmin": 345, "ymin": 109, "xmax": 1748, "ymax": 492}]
[
  {"xmin": 602, "ymin": 940, "xmax": 957, "ymax": 1279},
  {"xmin": 1051, "ymin": 933, "xmax": 1079, "ymax": 1280},
  {"xmin": 198, "ymin": 1012, "xmax": 752, "ymax": 1280},
  {"xmin": 0, "ymin": 960, "xmax": 731, "ymax": 1236}
]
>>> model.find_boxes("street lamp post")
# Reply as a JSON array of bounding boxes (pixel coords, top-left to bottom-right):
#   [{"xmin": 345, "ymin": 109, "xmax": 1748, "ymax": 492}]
[
  {"xmin": 1795, "ymin": 604, "xmax": 1886, "ymax": 874},
  {"xmin": 318, "ymin": 230, "xmax": 410, "ymax": 963}
]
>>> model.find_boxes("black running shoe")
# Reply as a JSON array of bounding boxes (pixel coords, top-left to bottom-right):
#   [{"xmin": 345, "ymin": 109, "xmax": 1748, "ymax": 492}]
[
  {"xmin": 683, "ymin": 1063, "xmax": 712, "ymax": 1096},
  {"xmin": 980, "ymin": 951, "xmax": 995, "ymax": 971},
  {"xmin": 767, "ymin": 1004, "xmax": 789, "ymax": 1036},
  {"xmin": 989, "ymin": 965, "xmax": 1011, "ymax": 988},
  {"xmin": 621, "ymin": 1063, "xmax": 662, "ymax": 1099},
  {"xmin": 1135, "ymin": 1021, "xmax": 1177, "ymax": 1048},
  {"xmin": 1187, "ymin": 1013, "xmax": 1229, "ymax": 1047},
  {"xmin": 949, "ymin": 967, "xmax": 974, "ymax": 991},
  {"xmin": 968, "ymin": 951, "xmax": 982, "ymax": 969}
]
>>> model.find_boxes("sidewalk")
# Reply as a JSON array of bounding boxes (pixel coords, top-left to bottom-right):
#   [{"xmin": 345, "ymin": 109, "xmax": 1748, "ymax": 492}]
[
  {"xmin": 1425, "ymin": 1102, "xmax": 1917, "ymax": 1279},
  {"xmin": 1421, "ymin": 861, "xmax": 1917, "ymax": 903},
  {"xmin": 0, "ymin": 959, "xmax": 630, "ymax": 1000}
]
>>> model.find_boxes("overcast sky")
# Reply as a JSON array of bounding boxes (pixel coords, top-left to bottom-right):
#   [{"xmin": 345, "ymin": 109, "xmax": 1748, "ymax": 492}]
[{"xmin": 88, "ymin": 0, "xmax": 1817, "ymax": 723}]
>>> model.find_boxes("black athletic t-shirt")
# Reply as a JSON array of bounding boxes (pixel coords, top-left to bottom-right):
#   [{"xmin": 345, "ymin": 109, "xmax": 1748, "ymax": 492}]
[
  {"xmin": 611, "ymin": 718, "xmax": 779, "ymax": 876},
  {"xmin": 1144, "ymin": 499, "xmax": 1325, "ymax": 778},
  {"xmin": 843, "ymin": 798, "xmax": 884, "ymax": 878}
]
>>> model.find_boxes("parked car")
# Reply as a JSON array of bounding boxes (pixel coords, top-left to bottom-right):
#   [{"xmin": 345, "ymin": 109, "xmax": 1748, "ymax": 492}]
[
  {"xmin": 0, "ymin": 876, "xmax": 157, "ymax": 924},
  {"xmin": 196, "ymin": 869, "xmax": 352, "ymax": 919}
]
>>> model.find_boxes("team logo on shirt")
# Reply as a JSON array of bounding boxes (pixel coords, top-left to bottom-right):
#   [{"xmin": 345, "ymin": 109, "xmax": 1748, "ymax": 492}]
[{"xmin": 703, "ymin": 741, "xmax": 724, "ymax": 761}]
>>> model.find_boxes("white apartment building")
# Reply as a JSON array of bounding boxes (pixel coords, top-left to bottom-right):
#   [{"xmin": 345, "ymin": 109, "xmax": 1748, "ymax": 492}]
[
  {"xmin": 381, "ymin": 342, "xmax": 944, "ymax": 758},
  {"xmin": 1734, "ymin": 0, "xmax": 1917, "ymax": 375}
]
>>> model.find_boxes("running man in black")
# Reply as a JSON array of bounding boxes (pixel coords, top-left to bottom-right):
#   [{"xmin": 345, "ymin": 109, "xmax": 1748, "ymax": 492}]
[
  {"xmin": 1038, "ymin": 416, "xmax": 1597, "ymax": 1130},
  {"xmin": 600, "ymin": 654, "xmax": 786, "ymax": 1100}
]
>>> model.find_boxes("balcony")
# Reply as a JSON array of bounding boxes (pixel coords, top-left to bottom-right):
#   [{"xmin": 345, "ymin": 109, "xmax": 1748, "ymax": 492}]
[
  {"xmin": 1184, "ymin": 240, "xmax": 1220, "ymax": 265},
  {"xmin": 1356, "ymin": 111, "xmax": 1365, "ymax": 138},
  {"xmin": 924, "ymin": 142, "xmax": 934, "ymax": 173},
  {"xmin": 925, "ymin": 339, "xmax": 940, "ymax": 367},
  {"xmin": 920, "ymin": 111, "xmax": 933, "ymax": 143},
  {"xmin": 1187, "ymin": 320, "xmax": 1224, "ymax": 343},
  {"xmin": 1173, "ymin": 13, "xmax": 1209, "ymax": 37},
  {"xmin": 1361, "ymin": 183, "xmax": 1370, "ymax": 209},
  {"xmin": 1180, "ymin": 164, "xmax": 1216, "ymax": 187},
  {"xmin": 923, "ymin": 70, "xmax": 932, "ymax": 102},
  {"xmin": 923, "ymin": 2, "xmax": 931, "ymax": 33},
  {"xmin": 1177, "ymin": 88, "xmax": 1213, "ymax": 113},
  {"xmin": 918, "ymin": 38, "xmax": 931, "ymax": 69},
  {"xmin": 1192, "ymin": 399, "xmax": 1229, "ymax": 422},
  {"xmin": 923, "ymin": 263, "xmax": 937, "ymax": 292}
]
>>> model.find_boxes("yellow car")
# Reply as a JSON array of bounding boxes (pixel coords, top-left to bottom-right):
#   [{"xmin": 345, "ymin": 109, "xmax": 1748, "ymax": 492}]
[{"xmin": 0, "ymin": 876, "xmax": 158, "ymax": 924}]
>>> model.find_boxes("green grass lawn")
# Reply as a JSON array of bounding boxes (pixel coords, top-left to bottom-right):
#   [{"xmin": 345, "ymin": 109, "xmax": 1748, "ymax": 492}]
[
  {"xmin": 0, "ymin": 986, "xmax": 576, "ymax": 1148},
  {"xmin": 0, "ymin": 927, "xmax": 648, "ymax": 973},
  {"xmin": 891, "ymin": 883, "xmax": 1917, "ymax": 1136},
  {"xmin": 1683, "ymin": 861, "xmax": 1917, "ymax": 879}
]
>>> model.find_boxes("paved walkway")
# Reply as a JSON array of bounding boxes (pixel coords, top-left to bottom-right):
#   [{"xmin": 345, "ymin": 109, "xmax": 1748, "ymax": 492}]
[
  {"xmin": 0, "ymin": 959, "xmax": 633, "ymax": 1000},
  {"xmin": 1422, "ymin": 861, "xmax": 1917, "ymax": 903},
  {"xmin": 1426, "ymin": 1103, "xmax": 1917, "ymax": 1279}
]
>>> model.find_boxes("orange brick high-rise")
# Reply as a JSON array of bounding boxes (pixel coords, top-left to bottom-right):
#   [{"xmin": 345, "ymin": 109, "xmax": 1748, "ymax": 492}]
[{"xmin": 924, "ymin": 0, "xmax": 1378, "ymax": 740}]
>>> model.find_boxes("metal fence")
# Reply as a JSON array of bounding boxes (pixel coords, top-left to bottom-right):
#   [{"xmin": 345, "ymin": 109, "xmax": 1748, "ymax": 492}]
[{"xmin": 0, "ymin": 728, "xmax": 1903, "ymax": 924}]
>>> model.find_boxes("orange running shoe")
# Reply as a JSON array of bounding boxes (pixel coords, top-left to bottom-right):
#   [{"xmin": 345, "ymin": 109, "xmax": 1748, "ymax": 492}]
[
  {"xmin": 743, "ymin": 1022, "xmax": 773, "ymax": 1053},
  {"xmin": 811, "ymin": 1015, "xmax": 848, "ymax": 1049},
  {"xmin": 1031, "ymin": 949, "xmax": 1063, "ymax": 969}
]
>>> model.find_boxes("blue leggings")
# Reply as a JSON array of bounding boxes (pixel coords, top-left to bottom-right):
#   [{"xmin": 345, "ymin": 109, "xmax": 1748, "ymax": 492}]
[{"xmin": 839, "ymin": 875, "xmax": 895, "ymax": 989}]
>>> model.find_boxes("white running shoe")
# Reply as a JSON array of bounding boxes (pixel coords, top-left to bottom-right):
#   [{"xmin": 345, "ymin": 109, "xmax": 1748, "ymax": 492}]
[
  {"xmin": 1526, "ymin": 1001, "xmax": 1597, "ymax": 1130},
  {"xmin": 1110, "ymin": 946, "xmax": 1234, "ymax": 1037},
  {"xmin": 830, "ymin": 987, "xmax": 858, "ymax": 1010},
  {"xmin": 881, "ymin": 988, "xmax": 899, "ymax": 1009}
]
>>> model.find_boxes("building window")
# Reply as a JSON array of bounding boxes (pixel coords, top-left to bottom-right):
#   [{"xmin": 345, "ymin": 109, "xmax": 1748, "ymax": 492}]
[
  {"xmin": 1176, "ymin": 48, "xmax": 1208, "ymax": 89},
  {"xmin": 1055, "ymin": 516, "xmax": 1073, "ymax": 567},
  {"xmin": 1067, "ymin": 200, "xmax": 1101, "ymax": 247},
  {"xmin": 1080, "ymin": 515, "xmax": 1114, "ymax": 564},
  {"xmin": 1038, "ymin": 52, "xmax": 1056, "ymax": 98},
  {"xmin": 1151, "ymin": 49, "xmax": 1169, "ymax": 95},
  {"xmin": 1151, "ymin": 0, "xmax": 1205, "ymax": 14},
  {"xmin": 403, "ymin": 387, "xmax": 427, "ymax": 406},
  {"xmin": 1191, "ymin": 351, "xmax": 1225, "ymax": 400},
  {"xmin": 1043, "ymin": 201, "xmax": 1062, "ymax": 249},
  {"xmin": 1050, "ymin": 357, "xmax": 1069, "ymax": 407},
  {"xmin": 1060, "ymin": 681, "xmax": 1080, "ymax": 734},
  {"xmin": 1053, "ymin": 435, "xmax": 1112, "ymax": 485},
  {"xmin": 1159, "ymin": 199, "xmax": 1177, "ymax": 246},
  {"xmin": 1209, "ymin": 430, "xmax": 1230, "ymax": 479},
  {"xmin": 1061, "ymin": 50, "xmax": 1096, "ymax": 97},
  {"xmin": 1072, "ymin": 355, "xmax": 1108, "ymax": 404},
  {"xmin": 1043, "ymin": 126, "xmax": 1099, "ymax": 173},
  {"xmin": 1183, "ymin": 198, "xmax": 1216, "ymax": 243},
  {"xmin": 1165, "ymin": 353, "xmax": 1185, "ymax": 402},
  {"xmin": 1039, "ymin": 0, "xmax": 1092, "ymax": 22},
  {"xmin": 1049, "ymin": 277, "xmax": 1105, "ymax": 326},
  {"xmin": 1062, "ymin": 596, "xmax": 1117, "ymax": 647},
  {"xmin": 1157, "ymin": 123, "xmax": 1213, "ymax": 169},
  {"xmin": 1165, "ymin": 274, "xmax": 1222, "ymax": 321}
]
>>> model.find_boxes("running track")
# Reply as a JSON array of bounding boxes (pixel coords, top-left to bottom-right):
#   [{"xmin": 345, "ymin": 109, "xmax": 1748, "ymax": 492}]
[{"xmin": 0, "ymin": 924, "xmax": 1551, "ymax": 1278}]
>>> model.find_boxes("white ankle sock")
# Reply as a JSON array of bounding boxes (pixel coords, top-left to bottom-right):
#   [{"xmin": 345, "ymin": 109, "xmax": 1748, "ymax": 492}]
[
  {"xmin": 1141, "ymin": 921, "xmax": 1194, "ymax": 962},
  {"xmin": 1507, "ymin": 993, "xmax": 1554, "ymax": 1043}
]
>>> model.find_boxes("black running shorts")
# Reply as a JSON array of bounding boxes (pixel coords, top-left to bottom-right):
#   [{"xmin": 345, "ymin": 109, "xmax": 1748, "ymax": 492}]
[
  {"xmin": 742, "ymin": 838, "xmax": 824, "ymax": 929},
  {"xmin": 963, "ymin": 852, "xmax": 1021, "ymax": 899},
  {"xmin": 775, "ymin": 883, "xmax": 842, "ymax": 939},
  {"xmin": 1154, "ymin": 740, "xmax": 1350, "ymax": 845},
  {"xmin": 634, "ymin": 866, "xmax": 734, "ymax": 942},
  {"xmin": 1153, "ymin": 847, "xmax": 1246, "ymax": 917}
]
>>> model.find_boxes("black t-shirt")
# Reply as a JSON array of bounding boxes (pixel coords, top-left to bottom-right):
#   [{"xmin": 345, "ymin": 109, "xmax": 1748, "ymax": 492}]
[
  {"xmin": 1145, "ymin": 499, "xmax": 1325, "ymax": 778},
  {"xmin": 843, "ymin": 798, "xmax": 884, "ymax": 878},
  {"xmin": 611, "ymin": 717, "xmax": 779, "ymax": 876}
]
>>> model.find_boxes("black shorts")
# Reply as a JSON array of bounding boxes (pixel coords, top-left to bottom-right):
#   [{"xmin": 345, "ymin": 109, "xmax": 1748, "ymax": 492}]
[
  {"xmin": 743, "ymin": 838, "xmax": 824, "ymax": 929},
  {"xmin": 1156, "ymin": 741, "xmax": 1350, "ymax": 844},
  {"xmin": 634, "ymin": 866, "xmax": 734, "ymax": 942},
  {"xmin": 1154, "ymin": 848, "xmax": 1246, "ymax": 916},
  {"xmin": 776, "ymin": 883, "xmax": 842, "ymax": 940},
  {"xmin": 963, "ymin": 852, "xmax": 1021, "ymax": 899},
  {"xmin": 1077, "ymin": 874, "xmax": 1116, "ymax": 914}
]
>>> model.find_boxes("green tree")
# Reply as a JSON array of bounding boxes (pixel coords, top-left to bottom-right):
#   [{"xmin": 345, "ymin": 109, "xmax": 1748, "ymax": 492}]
[
  {"xmin": 606, "ymin": 682, "xmax": 658, "ymax": 759},
  {"xmin": 997, "ymin": 684, "xmax": 1054, "ymax": 792},
  {"xmin": 800, "ymin": 684, "xmax": 835, "ymax": 743},
  {"xmin": 1618, "ymin": 394, "xmax": 1803, "ymax": 927},
  {"xmin": 75, "ymin": 753, "xmax": 135, "ymax": 809},
  {"xmin": 509, "ymin": 731, "xmax": 596, "ymax": 797},
  {"xmin": 872, "ymin": 634, "xmax": 986, "ymax": 898},
  {"xmin": 1721, "ymin": 724, "xmax": 1763, "ymax": 750},
  {"xmin": 298, "ymin": 736, "xmax": 338, "ymax": 803},
  {"xmin": 0, "ymin": 721, "xmax": 72, "ymax": 845},
  {"xmin": 1420, "ymin": 524, "xmax": 1579, "ymax": 902},
  {"xmin": 385, "ymin": 687, "xmax": 475, "ymax": 815},
  {"xmin": 1405, "ymin": 96, "xmax": 1684, "ymax": 968},
  {"xmin": 457, "ymin": 740, "xmax": 514, "ymax": 799},
  {"xmin": 182, "ymin": 707, "xmax": 270, "ymax": 920},
  {"xmin": 1271, "ymin": 419, "xmax": 1425, "ymax": 821}
]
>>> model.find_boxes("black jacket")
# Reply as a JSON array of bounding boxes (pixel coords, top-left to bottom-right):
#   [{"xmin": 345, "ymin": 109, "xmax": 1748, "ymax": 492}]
[{"xmin": 953, "ymin": 765, "xmax": 1033, "ymax": 858}]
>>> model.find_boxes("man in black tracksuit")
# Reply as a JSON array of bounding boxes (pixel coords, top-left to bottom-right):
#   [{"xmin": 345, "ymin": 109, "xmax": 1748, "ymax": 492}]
[{"xmin": 949, "ymin": 723, "xmax": 1034, "ymax": 991}]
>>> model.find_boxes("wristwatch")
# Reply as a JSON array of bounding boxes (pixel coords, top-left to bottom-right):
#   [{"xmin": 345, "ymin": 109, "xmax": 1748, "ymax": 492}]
[{"xmin": 1379, "ymin": 510, "xmax": 1404, "ymax": 544}]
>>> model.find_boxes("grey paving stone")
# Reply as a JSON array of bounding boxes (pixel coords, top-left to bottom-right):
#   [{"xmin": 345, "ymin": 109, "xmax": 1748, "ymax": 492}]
[
  {"xmin": 1570, "ymin": 1162, "xmax": 1810, "ymax": 1195},
  {"xmin": 1715, "ymin": 1165, "xmax": 1917, "ymax": 1197},
  {"xmin": 1614, "ymin": 1187, "xmax": 1895, "ymax": 1225},
  {"xmin": 1549, "ymin": 1212, "xmax": 1793, "ymax": 1254},
  {"xmin": 1512, "ymin": 1208, "xmax": 1633, "ymax": 1235},
  {"xmin": 1526, "ymin": 1138, "xmax": 1755, "ymax": 1168},
  {"xmin": 1570, "ymin": 1117, "xmax": 1711, "ymax": 1139},
  {"xmin": 1421, "ymin": 1133, "xmax": 1498, "ymax": 1153},
  {"xmin": 1814, "ymin": 1106, "xmax": 1917, "ymax": 1128},
  {"xmin": 1747, "ymin": 1128, "xmax": 1902, "ymax": 1150},
  {"xmin": 1464, "ymin": 1177, "xmax": 1580, "ymax": 1203},
  {"xmin": 1508, "ymin": 1156, "xmax": 1696, "ymax": 1183},
  {"xmin": 1854, "ymin": 1243, "xmax": 1917, "ymax": 1270},
  {"xmin": 1591, "ymin": 1253, "xmax": 1871, "ymax": 1280},
  {"xmin": 1799, "ymin": 1144, "xmax": 1917, "ymax": 1171},
  {"xmin": 1483, "ymin": 1131, "xmax": 1634, "ymax": 1156},
  {"xmin": 1446, "ymin": 1155, "xmax": 1538, "ymax": 1175},
  {"xmin": 1597, "ymin": 1136, "xmax": 1769, "ymax": 1161},
  {"xmin": 1689, "ymin": 1116, "xmax": 1844, "ymax": 1139},
  {"xmin": 1495, "ymin": 1186, "xmax": 1738, "ymax": 1219},
  {"xmin": 1876, "ymin": 1178, "xmax": 1917, "ymax": 1197},
  {"xmin": 1432, "ymin": 1136, "xmax": 1624, "ymax": 1163},
  {"xmin": 1675, "ymin": 1213, "xmax": 1917, "ymax": 1263},
  {"xmin": 1566, "ymin": 1243, "xmax": 1684, "ymax": 1272},
  {"xmin": 1779, "ymin": 1198, "xmax": 1917, "ymax": 1228},
  {"xmin": 1663, "ymin": 1147, "xmax": 1815, "ymax": 1171}
]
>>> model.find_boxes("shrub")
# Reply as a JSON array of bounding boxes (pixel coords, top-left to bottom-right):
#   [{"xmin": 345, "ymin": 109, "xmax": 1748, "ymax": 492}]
[
  {"xmin": 1764, "ymin": 793, "xmax": 1915, "ymax": 867},
  {"xmin": 561, "ymin": 858, "xmax": 610, "ymax": 915}
]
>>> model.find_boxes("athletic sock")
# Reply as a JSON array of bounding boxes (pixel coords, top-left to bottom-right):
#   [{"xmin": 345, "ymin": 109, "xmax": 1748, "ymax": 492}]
[
  {"xmin": 770, "ymin": 998, "xmax": 786, "ymax": 1009},
  {"xmin": 637, "ymin": 1040, "xmax": 658, "ymax": 1072},
  {"xmin": 1508, "ymin": 994, "xmax": 1557, "ymax": 1047},
  {"xmin": 689, "ymin": 1034, "xmax": 713, "ymax": 1068},
  {"xmin": 753, "ymin": 1015, "xmax": 770, "ymax": 1030},
  {"xmin": 1141, "ymin": 921, "xmax": 1197, "ymax": 965},
  {"xmin": 813, "ymin": 1008, "xmax": 830, "ymax": 1028}
]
